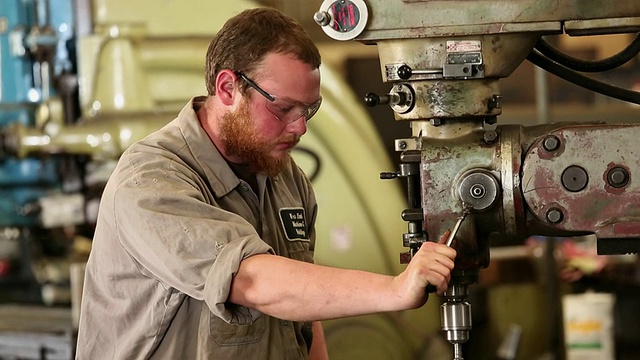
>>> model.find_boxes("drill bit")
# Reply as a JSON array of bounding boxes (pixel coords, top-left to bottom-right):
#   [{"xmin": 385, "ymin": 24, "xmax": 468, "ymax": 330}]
[{"xmin": 453, "ymin": 343, "xmax": 464, "ymax": 360}]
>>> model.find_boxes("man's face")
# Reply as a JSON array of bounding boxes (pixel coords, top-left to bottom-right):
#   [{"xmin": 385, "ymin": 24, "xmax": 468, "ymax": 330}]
[
  {"xmin": 218, "ymin": 97, "xmax": 299, "ymax": 176},
  {"xmin": 218, "ymin": 53, "xmax": 321, "ymax": 176}
]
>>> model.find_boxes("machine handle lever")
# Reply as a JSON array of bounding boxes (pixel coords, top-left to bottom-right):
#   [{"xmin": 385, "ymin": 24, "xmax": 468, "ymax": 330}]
[
  {"xmin": 397, "ymin": 64, "xmax": 442, "ymax": 80},
  {"xmin": 364, "ymin": 92, "xmax": 404, "ymax": 107},
  {"xmin": 445, "ymin": 205, "xmax": 472, "ymax": 247},
  {"xmin": 364, "ymin": 92, "xmax": 386, "ymax": 107},
  {"xmin": 379, "ymin": 171, "xmax": 398, "ymax": 179},
  {"xmin": 426, "ymin": 204, "xmax": 471, "ymax": 293}
]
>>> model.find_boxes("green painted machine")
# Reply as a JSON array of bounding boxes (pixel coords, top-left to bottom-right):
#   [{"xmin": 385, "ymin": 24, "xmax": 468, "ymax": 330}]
[{"xmin": 313, "ymin": 1, "xmax": 640, "ymax": 359}]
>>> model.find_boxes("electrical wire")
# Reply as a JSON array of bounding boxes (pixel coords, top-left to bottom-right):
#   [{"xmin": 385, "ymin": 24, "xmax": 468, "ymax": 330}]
[
  {"xmin": 292, "ymin": 146, "xmax": 322, "ymax": 182},
  {"xmin": 527, "ymin": 49, "xmax": 640, "ymax": 105},
  {"xmin": 534, "ymin": 33, "xmax": 640, "ymax": 73}
]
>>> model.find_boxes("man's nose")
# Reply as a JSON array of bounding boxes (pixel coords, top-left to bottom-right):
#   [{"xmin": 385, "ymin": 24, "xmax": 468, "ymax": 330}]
[{"xmin": 287, "ymin": 116, "xmax": 307, "ymax": 136}]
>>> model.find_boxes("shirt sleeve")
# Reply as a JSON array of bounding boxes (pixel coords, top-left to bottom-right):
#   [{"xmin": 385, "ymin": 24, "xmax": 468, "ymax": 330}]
[{"xmin": 110, "ymin": 153, "xmax": 273, "ymax": 324}]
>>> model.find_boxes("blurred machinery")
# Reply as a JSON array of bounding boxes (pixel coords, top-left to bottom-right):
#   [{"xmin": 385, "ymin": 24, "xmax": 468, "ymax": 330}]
[
  {"xmin": 4, "ymin": 0, "xmax": 640, "ymax": 358},
  {"xmin": 314, "ymin": 1, "xmax": 640, "ymax": 359},
  {"xmin": 0, "ymin": 0, "xmax": 81, "ymax": 303}
]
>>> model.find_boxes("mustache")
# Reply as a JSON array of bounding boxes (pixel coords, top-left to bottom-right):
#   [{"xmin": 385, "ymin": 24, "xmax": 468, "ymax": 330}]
[{"xmin": 278, "ymin": 135, "xmax": 301, "ymax": 146}]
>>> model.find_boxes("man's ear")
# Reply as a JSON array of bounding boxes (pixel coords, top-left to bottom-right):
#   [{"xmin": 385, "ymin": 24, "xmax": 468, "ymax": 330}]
[{"xmin": 215, "ymin": 70, "xmax": 238, "ymax": 106}]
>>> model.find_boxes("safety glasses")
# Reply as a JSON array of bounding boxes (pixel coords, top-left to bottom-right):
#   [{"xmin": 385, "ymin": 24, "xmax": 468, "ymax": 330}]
[{"xmin": 234, "ymin": 71, "xmax": 322, "ymax": 124}]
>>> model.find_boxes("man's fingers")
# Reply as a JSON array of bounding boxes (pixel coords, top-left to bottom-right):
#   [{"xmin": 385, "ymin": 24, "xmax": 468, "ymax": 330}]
[
  {"xmin": 419, "ymin": 241, "xmax": 457, "ymax": 263},
  {"xmin": 410, "ymin": 235, "xmax": 459, "ymax": 295},
  {"xmin": 428, "ymin": 261, "xmax": 454, "ymax": 281},
  {"xmin": 426, "ymin": 273, "xmax": 450, "ymax": 294}
]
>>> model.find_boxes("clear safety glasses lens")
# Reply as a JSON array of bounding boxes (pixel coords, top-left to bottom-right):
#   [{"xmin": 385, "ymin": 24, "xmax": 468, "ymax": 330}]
[{"xmin": 266, "ymin": 97, "xmax": 323, "ymax": 124}]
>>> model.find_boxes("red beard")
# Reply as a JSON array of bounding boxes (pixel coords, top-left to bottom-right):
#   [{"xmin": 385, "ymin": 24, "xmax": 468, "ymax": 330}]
[{"xmin": 218, "ymin": 99, "xmax": 299, "ymax": 176}]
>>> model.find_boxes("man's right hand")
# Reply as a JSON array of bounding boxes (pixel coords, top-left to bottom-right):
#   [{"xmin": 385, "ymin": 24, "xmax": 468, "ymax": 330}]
[{"xmin": 391, "ymin": 231, "xmax": 457, "ymax": 309}]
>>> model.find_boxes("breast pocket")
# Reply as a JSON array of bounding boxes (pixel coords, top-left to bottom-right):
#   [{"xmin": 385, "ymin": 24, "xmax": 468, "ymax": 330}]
[
  {"xmin": 209, "ymin": 313, "xmax": 266, "ymax": 346},
  {"xmin": 287, "ymin": 240, "xmax": 313, "ymax": 263}
]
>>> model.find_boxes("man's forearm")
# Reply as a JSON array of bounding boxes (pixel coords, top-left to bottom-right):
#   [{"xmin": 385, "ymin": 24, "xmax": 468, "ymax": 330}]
[
  {"xmin": 228, "ymin": 254, "xmax": 407, "ymax": 321},
  {"xmin": 228, "ymin": 240, "xmax": 455, "ymax": 321}
]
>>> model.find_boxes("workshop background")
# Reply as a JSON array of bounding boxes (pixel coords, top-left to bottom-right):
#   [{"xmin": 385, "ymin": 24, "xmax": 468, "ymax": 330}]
[{"xmin": 1, "ymin": 0, "xmax": 640, "ymax": 359}]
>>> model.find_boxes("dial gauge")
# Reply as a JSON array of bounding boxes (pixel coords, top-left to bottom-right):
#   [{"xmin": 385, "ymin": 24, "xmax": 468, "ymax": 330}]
[{"xmin": 315, "ymin": 0, "xmax": 369, "ymax": 41}]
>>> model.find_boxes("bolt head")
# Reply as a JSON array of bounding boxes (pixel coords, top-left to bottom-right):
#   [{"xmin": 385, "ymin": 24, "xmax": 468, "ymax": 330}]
[
  {"xmin": 543, "ymin": 135, "xmax": 560, "ymax": 152},
  {"xmin": 546, "ymin": 208, "xmax": 564, "ymax": 224}
]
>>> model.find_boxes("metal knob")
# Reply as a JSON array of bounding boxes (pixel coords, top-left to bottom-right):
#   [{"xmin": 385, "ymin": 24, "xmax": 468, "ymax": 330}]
[
  {"xmin": 364, "ymin": 92, "xmax": 391, "ymax": 107},
  {"xmin": 313, "ymin": 11, "xmax": 331, "ymax": 26}
]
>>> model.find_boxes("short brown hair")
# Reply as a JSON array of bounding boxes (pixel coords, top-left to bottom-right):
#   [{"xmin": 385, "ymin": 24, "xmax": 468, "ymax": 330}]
[{"xmin": 204, "ymin": 7, "xmax": 321, "ymax": 95}]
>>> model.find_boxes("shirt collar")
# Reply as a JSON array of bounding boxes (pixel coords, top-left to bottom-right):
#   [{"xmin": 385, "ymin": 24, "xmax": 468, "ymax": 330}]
[{"xmin": 176, "ymin": 96, "xmax": 240, "ymax": 197}]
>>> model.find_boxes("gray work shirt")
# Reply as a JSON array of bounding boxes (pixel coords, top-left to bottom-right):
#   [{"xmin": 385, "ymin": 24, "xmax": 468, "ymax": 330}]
[{"xmin": 76, "ymin": 97, "xmax": 318, "ymax": 359}]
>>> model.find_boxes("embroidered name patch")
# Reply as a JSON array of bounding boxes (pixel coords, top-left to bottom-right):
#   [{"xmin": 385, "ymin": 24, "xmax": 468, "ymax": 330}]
[{"xmin": 279, "ymin": 207, "xmax": 309, "ymax": 241}]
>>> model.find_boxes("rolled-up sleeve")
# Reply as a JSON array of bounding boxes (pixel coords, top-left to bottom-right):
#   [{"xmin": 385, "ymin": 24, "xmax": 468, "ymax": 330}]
[{"xmin": 111, "ymin": 153, "xmax": 272, "ymax": 324}]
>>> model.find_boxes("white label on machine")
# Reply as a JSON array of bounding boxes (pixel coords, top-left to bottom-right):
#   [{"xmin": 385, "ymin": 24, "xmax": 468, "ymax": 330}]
[{"xmin": 39, "ymin": 194, "xmax": 86, "ymax": 228}]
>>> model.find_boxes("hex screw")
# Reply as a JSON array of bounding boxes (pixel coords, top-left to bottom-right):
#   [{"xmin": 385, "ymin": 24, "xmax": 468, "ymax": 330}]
[
  {"xmin": 542, "ymin": 135, "xmax": 560, "ymax": 152},
  {"xmin": 607, "ymin": 167, "xmax": 630, "ymax": 188},
  {"xmin": 483, "ymin": 131, "xmax": 498, "ymax": 144}
]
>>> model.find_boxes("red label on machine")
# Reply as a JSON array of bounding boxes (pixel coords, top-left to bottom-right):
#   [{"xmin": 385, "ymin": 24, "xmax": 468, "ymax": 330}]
[{"xmin": 446, "ymin": 40, "xmax": 482, "ymax": 53}]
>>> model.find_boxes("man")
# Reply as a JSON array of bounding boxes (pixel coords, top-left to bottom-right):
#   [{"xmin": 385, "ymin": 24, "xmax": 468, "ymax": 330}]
[{"xmin": 76, "ymin": 7, "xmax": 456, "ymax": 360}]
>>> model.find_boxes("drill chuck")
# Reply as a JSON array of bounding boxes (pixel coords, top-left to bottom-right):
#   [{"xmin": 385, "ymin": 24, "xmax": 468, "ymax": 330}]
[
  {"xmin": 441, "ymin": 300, "xmax": 472, "ymax": 343},
  {"xmin": 440, "ymin": 284, "xmax": 472, "ymax": 360}
]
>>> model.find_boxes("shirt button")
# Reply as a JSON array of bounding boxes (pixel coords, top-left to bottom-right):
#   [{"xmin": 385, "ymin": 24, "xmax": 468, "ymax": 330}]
[{"xmin": 282, "ymin": 321, "xmax": 289, "ymax": 326}]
